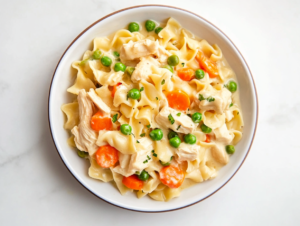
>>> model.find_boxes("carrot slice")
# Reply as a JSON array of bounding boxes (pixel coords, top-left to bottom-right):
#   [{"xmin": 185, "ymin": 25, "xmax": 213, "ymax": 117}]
[
  {"xmin": 204, "ymin": 134, "xmax": 211, "ymax": 143},
  {"xmin": 90, "ymin": 111, "xmax": 112, "ymax": 131},
  {"xmin": 95, "ymin": 145, "xmax": 119, "ymax": 168},
  {"xmin": 177, "ymin": 68, "xmax": 194, "ymax": 81},
  {"xmin": 166, "ymin": 90, "xmax": 190, "ymax": 111},
  {"xmin": 195, "ymin": 51, "xmax": 219, "ymax": 78},
  {"xmin": 159, "ymin": 165, "xmax": 185, "ymax": 188},
  {"xmin": 111, "ymin": 83, "xmax": 122, "ymax": 97},
  {"xmin": 122, "ymin": 175, "xmax": 143, "ymax": 190}
]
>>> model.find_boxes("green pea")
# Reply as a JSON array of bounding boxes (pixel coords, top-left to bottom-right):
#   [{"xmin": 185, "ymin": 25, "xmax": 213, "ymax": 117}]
[
  {"xmin": 125, "ymin": 66, "xmax": 135, "ymax": 76},
  {"xmin": 167, "ymin": 55, "xmax": 179, "ymax": 66},
  {"xmin": 155, "ymin": 27, "xmax": 163, "ymax": 34},
  {"xmin": 195, "ymin": 69, "xmax": 205, "ymax": 79},
  {"xmin": 138, "ymin": 170, "xmax": 150, "ymax": 181},
  {"xmin": 114, "ymin": 62, "xmax": 126, "ymax": 72},
  {"xmin": 120, "ymin": 124, "xmax": 132, "ymax": 135},
  {"xmin": 169, "ymin": 136, "xmax": 181, "ymax": 148},
  {"xmin": 128, "ymin": 22, "xmax": 139, "ymax": 32},
  {"xmin": 192, "ymin": 112, "xmax": 202, "ymax": 123},
  {"xmin": 163, "ymin": 65, "xmax": 174, "ymax": 73},
  {"xmin": 127, "ymin": 88, "xmax": 141, "ymax": 99},
  {"xmin": 184, "ymin": 134, "xmax": 197, "ymax": 145},
  {"xmin": 145, "ymin": 20, "xmax": 156, "ymax": 32},
  {"xmin": 101, "ymin": 56, "xmax": 112, "ymax": 67},
  {"xmin": 168, "ymin": 130, "xmax": 178, "ymax": 140},
  {"xmin": 226, "ymin": 145, "xmax": 235, "ymax": 154},
  {"xmin": 113, "ymin": 51, "xmax": 120, "ymax": 57},
  {"xmin": 77, "ymin": 149, "xmax": 88, "ymax": 158},
  {"xmin": 226, "ymin": 81, "xmax": 237, "ymax": 92},
  {"xmin": 201, "ymin": 124, "xmax": 212, "ymax": 133},
  {"xmin": 92, "ymin": 50, "xmax": 102, "ymax": 60},
  {"xmin": 149, "ymin": 128, "xmax": 163, "ymax": 141}
]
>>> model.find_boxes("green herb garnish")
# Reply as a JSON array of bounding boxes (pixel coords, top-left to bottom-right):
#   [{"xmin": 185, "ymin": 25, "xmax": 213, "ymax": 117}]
[
  {"xmin": 112, "ymin": 114, "xmax": 118, "ymax": 123},
  {"xmin": 168, "ymin": 114, "xmax": 175, "ymax": 124}
]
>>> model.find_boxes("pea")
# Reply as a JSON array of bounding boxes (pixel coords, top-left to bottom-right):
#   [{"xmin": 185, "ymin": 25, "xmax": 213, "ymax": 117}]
[
  {"xmin": 145, "ymin": 20, "xmax": 156, "ymax": 32},
  {"xmin": 114, "ymin": 62, "xmax": 126, "ymax": 72},
  {"xmin": 101, "ymin": 56, "xmax": 112, "ymax": 67},
  {"xmin": 128, "ymin": 22, "xmax": 139, "ymax": 32},
  {"xmin": 113, "ymin": 51, "xmax": 120, "ymax": 57},
  {"xmin": 160, "ymin": 160, "xmax": 171, "ymax": 166},
  {"xmin": 92, "ymin": 50, "xmax": 102, "ymax": 60},
  {"xmin": 149, "ymin": 128, "xmax": 163, "ymax": 141},
  {"xmin": 226, "ymin": 145, "xmax": 235, "ymax": 154},
  {"xmin": 227, "ymin": 81, "xmax": 237, "ymax": 92},
  {"xmin": 191, "ymin": 112, "xmax": 202, "ymax": 123},
  {"xmin": 168, "ymin": 130, "xmax": 178, "ymax": 140},
  {"xmin": 169, "ymin": 136, "xmax": 181, "ymax": 148},
  {"xmin": 77, "ymin": 149, "xmax": 88, "ymax": 158},
  {"xmin": 201, "ymin": 124, "xmax": 212, "ymax": 133},
  {"xmin": 184, "ymin": 134, "xmax": 197, "ymax": 145},
  {"xmin": 163, "ymin": 65, "xmax": 174, "ymax": 73},
  {"xmin": 138, "ymin": 170, "xmax": 150, "ymax": 181},
  {"xmin": 195, "ymin": 69, "xmax": 205, "ymax": 79},
  {"xmin": 125, "ymin": 66, "xmax": 135, "ymax": 76},
  {"xmin": 120, "ymin": 124, "xmax": 132, "ymax": 135},
  {"xmin": 155, "ymin": 27, "xmax": 163, "ymax": 34},
  {"xmin": 127, "ymin": 88, "xmax": 141, "ymax": 99},
  {"xmin": 167, "ymin": 55, "xmax": 179, "ymax": 66}
]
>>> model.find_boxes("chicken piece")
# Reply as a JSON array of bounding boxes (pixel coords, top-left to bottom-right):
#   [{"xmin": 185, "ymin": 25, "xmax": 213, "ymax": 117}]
[
  {"xmin": 156, "ymin": 45, "xmax": 171, "ymax": 64},
  {"xmin": 87, "ymin": 88, "xmax": 111, "ymax": 115},
  {"xmin": 131, "ymin": 56, "xmax": 160, "ymax": 83},
  {"xmin": 195, "ymin": 88, "xmax": 232, "ymax": 114},
  {"xmin": 155, "ymin": 107, "xmax": 196, "ymax": 134},
  {"xmin": 71, "ymin": 90, "xmax": 98, "ymax": 154},
  {"xmin": 120, "ymin": 39, "xmax": 159, "ymax": 62},
  {"xmin": 177, "ymin": 143, "xmax": 199, "ymax": 162},
  {"xmin": 214, "ymin": 124, "xmax": 233, "ymax": 145},
  {"xmin": 211, "ymin": 144, "xmax": 229, "ymax": 165}
]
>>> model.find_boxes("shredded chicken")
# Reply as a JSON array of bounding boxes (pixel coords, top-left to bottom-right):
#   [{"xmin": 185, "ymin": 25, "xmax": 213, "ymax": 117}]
[
  {"xmin": 177, "ymin": 143, "xmax": 199, "ymax": 162},
  {"xmin": 195, "ymin": 88, "xmax": 232, "ymax": 114},
  {"xmin": 87, "ymin": 88, "xmax": 110, "ymax": 115},
  {"xmin": 131, "ymin": 56, "xmax": 160, "ymax": 83},
  {"xmin": 155, "ymin": 106, "xmax": 196, "ymax": 134},
  {"xmin": 211, "ymin": 144, "xmax": 229, "ymax": 165},
  {"xmin": 71, "ymin": 90, "xmax": 98, "ymax": 154},
  {"xmin": 214, "ymin": 124, "xmax": 233, "ymax": 145}
]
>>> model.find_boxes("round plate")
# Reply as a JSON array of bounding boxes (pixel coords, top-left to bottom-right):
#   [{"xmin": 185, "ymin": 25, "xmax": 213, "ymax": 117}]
[{"xmin": 48, "ymin": 5, "xmax": 258, "ymax": 212}]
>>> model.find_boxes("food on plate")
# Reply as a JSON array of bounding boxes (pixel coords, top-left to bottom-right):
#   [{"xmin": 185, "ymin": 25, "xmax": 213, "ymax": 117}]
[{"xmin": 61, "ymin": 18, "xmax": 244, "ymax": 201}]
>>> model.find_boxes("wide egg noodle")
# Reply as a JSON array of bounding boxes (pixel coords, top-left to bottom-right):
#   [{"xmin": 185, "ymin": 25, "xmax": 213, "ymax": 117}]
[
  {"xmin": 88, "ymin": 157, "xmax": 113, "ymax": 182},
  {"xmin": 61, "ymin": 102, "xmax": 79, "ymax": 130}
]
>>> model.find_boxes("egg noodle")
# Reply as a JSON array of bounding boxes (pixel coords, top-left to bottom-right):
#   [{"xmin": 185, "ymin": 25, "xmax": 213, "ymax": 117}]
[{"xmin": 61, "ymin": 18, "xmax": 243, "ymax": 201}]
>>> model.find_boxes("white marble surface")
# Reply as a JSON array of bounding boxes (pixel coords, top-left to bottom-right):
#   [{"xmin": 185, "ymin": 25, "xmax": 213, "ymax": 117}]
[{"xmin": 0, "ymin": 0, "xmax": 299, "ymax": 225}]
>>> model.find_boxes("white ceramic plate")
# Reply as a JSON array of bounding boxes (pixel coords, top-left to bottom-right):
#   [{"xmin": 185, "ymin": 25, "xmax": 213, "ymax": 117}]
[{"xmin": 48, "ymin": 5, "xmax": 258, "ymax": 212}]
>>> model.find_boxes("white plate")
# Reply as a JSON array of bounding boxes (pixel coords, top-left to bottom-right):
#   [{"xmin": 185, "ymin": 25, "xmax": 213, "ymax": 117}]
[{"xmin": 48, "ymin": 5, "xmax": 258, "ymax": 212}]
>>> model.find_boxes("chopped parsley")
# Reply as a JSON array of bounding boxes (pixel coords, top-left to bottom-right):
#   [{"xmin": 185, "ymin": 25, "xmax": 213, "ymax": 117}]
[
  {"xmin": 112, "ymin": 114, "xmax": 118, "ymax": 123},
  {"xmin": 152, "ymin": 150, "xmax": 158, "ymax": 157},
  {"xmin": 113, "ymin": 51, "xmax": 120, "ymax": 57},
  {"xmin": 147, "ymin": 155, "xmax": 151, "ymax": 160},
  {"xmin": 161, "ymin": 79, "xmax": 165, "ymax": 85},
  {"xmin": 177, "ymin": 125, "xmax": 181, "ymax": 130},
  {"xmin": 237, "ymin": 112, "xmax": 240, "ymax": 115},
  {"xmin": 168, "ymin": 114, "xmax": 175, "ymax": 124},
  {"xmin": 143, "ymin": 160, "xmax": 148, "ymax": 164},
  {"xmin": 140, "ymin": 87, "xmax": 144, "ymax": 92},
  {"xmin": 207, "ymin": 96, "xmax": 215, "ymax": 102},
  {"xmin": 140, "ymin": 133, "xmax": 146, "ymax": 137},
  {"xmin": 181, "ymin": 62, "xmax": 185, "ymax": 67},
  {"xmin": 147, "ymin": 124, "xmax": 151, "ymax": 129},
  {"xmin": 136, "ymin": 171, "xmax": 140, "ymax": 175},
  {"xmin": 156, "ymin": 97, "xmax": 158, "ymax": 100},
  {"xmin": 176, "ymin": 112, "xmax": 181, "ymax": 116},
  {"xmin": 136, "ymin": 140, "xmax": 140, "ymax": 143},
  {"xmin": 198, "ymin": 94, "xmax": 206, "ymax": 101},
  {"xmin": 229, "ymin": 103, "xmax": 233, "ymax": 107}
]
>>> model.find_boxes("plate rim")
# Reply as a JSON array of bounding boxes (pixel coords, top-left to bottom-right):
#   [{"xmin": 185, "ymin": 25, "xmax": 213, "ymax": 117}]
[{"xmin": 48, "ymin": 4, "xmax": 259, "ymax": 213}]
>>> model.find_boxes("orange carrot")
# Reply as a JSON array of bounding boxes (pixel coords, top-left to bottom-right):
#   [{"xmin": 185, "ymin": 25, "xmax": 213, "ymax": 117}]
[
  {"xmin": 90, "ymin": 112, "xmax": 113, "ymax": 131},
  {"xmin": 177, "ymin": 68, "xmax": 194, "ymax": 81},
  {"xmin": 122, "ymin": 175, "xmax": 143, "ymax": 190},
  {"xmin": 159, "ymin": 165, "xmax": 185, "ymax": 188},
  {"xmin": 204, "ymin": 134, "xmax": 211, "ymax": 143},
  {"xmin": 95, "ymin": 145, "xmax": 119, "ymax": 168},
  {"xmin": 111, "ymin": 83, "xmax": 122, "ymax": 97},
  {"xmin": 166, "ymin": 90, "xmax": 190, "ymax": 111},
  {"xmin": 195, "ymin": 51, "xmax": 219, "ymax": 78}
]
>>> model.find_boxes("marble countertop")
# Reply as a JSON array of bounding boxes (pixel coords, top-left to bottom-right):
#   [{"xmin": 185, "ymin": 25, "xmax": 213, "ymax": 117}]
[{"xmin": 1, "ymin": 0, "xmax": 299, "ymax": 225}]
